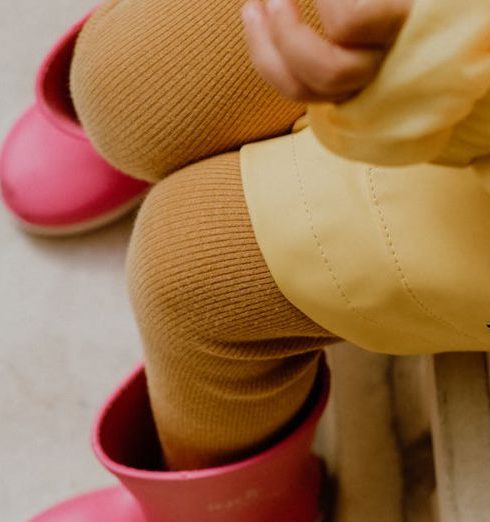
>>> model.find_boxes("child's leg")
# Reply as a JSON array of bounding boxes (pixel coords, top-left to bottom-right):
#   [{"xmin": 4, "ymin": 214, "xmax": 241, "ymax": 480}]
[
  {"xmin": 127, "ymin": 151, "xmax": 338, "ymax": 470},
  {"xmin": 70, "ymin": 0, "xmax": 320, "ymax": 182}
]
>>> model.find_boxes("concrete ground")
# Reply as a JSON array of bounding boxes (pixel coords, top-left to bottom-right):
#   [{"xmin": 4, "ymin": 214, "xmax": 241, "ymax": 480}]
[{"xmin": 0, "ymin": 2, "xmax": 141, "ymax": 520}]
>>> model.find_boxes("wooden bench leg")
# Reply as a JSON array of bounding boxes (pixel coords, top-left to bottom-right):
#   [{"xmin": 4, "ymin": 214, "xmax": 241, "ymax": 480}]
[
  {"xmin": 319, "ymin": 344, "xmax": 433, "ymax": 522},
  {"xmin": 427, "ymin": 353, "xmax": 490, "ymax": 522}
]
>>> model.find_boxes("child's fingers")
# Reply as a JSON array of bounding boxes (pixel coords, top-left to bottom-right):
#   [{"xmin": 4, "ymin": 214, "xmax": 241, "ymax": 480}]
[
  {"xmin": 242, "ymin": 0, "xmax": 316, "ymax": 100},
  {"xmin": 316, "ymin": 0, "xmax": 411, "ymax": 47},
  {"xmin": 265, "ymin": 0, "xmax": 383, "ymax": 99}
]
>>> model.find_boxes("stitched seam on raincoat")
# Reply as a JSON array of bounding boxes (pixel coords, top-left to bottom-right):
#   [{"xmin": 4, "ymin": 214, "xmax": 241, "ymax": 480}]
[
  {"xmin": 289, "ymin": 135, "xmax": 378, "ymax": 327},
  {"xmin": 367, "ymin": 167, "xmax": 482, "ymax": 346},
  {"xmin": 290, "ymin": 133, "xmax": 444, "ymax": 349}
]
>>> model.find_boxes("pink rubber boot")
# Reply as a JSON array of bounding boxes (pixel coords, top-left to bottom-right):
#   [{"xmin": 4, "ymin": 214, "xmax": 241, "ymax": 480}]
[
  {"xmin": 0, "ymin": 11, "xmax": 150, "ymax": 236},
  {"xmin": 30, "ymin": 356, "xmax": 331, "ymax": 522}
]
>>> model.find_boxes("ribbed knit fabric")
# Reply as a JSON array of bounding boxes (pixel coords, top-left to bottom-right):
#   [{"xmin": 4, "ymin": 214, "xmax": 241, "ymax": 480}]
[
  {"xmin": 127, "ymin": 151, "xmax": 337, "ymax": 470},
  {"xmin": 72, "ymin": 0, "xmax": 333, "ymax": 471},
  {"xmin": 70, "ymin": 0, "xmax": 321, "ymax": 182}
]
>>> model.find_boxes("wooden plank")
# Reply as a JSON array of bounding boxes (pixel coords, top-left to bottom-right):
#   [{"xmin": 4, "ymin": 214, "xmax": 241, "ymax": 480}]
[
  {"xmin": 427, "ymin": 353, "xmax": 490, "ymax": 522},
  {"xmin": 321, "ymin": 343, "xmax": 406, "ymax": 522},
  {"xmin": 318, "ymin": 344, "xmax": 434, "ymax": 522}
]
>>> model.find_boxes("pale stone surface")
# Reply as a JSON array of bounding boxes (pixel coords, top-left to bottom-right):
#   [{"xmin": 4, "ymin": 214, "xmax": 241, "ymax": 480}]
[{"xmin": 0, "ymin": 2, "xmax": 141, "ymax": 520}]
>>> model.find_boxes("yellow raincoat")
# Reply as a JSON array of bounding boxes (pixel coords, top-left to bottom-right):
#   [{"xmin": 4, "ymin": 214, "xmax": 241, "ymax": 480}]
[{"xmin": 241, "ymin": 0, "xmax": 490, "ymax": 354}]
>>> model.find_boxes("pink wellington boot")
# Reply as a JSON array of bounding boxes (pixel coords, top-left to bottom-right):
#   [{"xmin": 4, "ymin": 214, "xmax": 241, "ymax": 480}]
[
  {"xmin": 30, "ymin": 355, "xmax": 331, "ymax": 522},
  {"xmin": 0, "ymin": 11, "xmax": 150, "ymax": 236}
]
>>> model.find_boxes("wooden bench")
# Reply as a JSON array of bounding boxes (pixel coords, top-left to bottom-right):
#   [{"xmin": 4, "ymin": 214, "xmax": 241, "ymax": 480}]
[
  {"xmin": 318, "ymin": 345, "xmax": 490, "ymax": 522},
  {"xmin": 428, "ymin": 352, "xmax": 490, "ymax": 522}
]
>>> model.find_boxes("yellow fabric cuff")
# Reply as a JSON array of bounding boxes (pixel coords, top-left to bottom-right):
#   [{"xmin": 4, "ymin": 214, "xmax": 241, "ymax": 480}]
[{"xmin": 307, "ymin": 0, "xmax": 490, "ymax": 169}]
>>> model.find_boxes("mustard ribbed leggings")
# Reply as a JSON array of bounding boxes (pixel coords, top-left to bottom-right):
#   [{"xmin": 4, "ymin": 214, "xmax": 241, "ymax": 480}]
[{"xmin": 71, "ymin": 0, "xmax": 338, "ymax": 470}]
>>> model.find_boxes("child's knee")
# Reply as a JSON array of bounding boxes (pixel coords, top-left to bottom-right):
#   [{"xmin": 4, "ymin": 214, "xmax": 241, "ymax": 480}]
[
  {"xmin": 71, "ymin": 0, "xmax": 309, "ymax": 182},
  {"xmin": 126, "ymin": 178, "xmax": 198, "ymax": 336},
  {"xmin": 126, "ymin": 154, "xmax": 245, "ymax": 344},
  {"xmin": 70, "ymin": 0, "xmax": 163, "ymax": 181}
]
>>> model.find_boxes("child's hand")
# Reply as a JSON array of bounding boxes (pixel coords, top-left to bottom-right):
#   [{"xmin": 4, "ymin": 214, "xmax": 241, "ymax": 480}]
[{"xmin": 241, "ymin": 0, "xmax": 412, "ymax": 103}]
